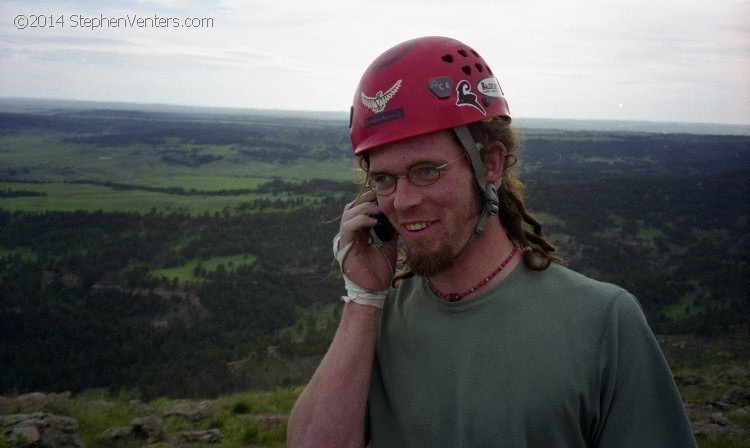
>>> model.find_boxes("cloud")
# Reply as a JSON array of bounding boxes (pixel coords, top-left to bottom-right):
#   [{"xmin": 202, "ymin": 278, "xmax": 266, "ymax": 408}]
[{"xmin": 1, "ymin": 0, "xmax": 748, "ymax": 123}]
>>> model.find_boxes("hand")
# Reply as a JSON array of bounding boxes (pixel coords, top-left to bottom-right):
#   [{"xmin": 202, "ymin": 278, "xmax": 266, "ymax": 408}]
[{"xmin": 337, "ymin": 190, "xmax": 398, "ymax": 292}]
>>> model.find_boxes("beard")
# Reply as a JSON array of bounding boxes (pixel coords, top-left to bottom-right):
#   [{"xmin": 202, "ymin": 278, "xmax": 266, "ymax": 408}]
[
  {"xmin": 402, "ymin": 180, "xmax": 485, "ymax": 277},
  {"xmin": 403, "ymin": 210, "xmax": 480, "ymax": 277},
  {"xmin": 404, "ymin": 240, "xmax": 457, "ymax": 277}
]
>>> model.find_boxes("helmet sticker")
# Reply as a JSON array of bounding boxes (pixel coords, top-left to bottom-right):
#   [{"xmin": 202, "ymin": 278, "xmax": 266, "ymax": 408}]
[
  {"xmin": 363, "ymin": 107, "xmax": 404, "ymax": 129},
  {"xmin": 477, "ymin": 77, "xmax": 503, "ymax": 98},
  {"xmin": 361, "ymin": 79, "xmax": 403, "ymax": 113},
  {"xmin": 428, "ymin": 76, "xmax": 453, "ymax": 99},
  {"xmin": 456, "ymin": 80, "xmax": 486, "ymax": 115}
]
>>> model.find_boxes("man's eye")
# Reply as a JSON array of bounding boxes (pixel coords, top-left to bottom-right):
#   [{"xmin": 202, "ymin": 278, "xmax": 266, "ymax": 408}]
[
  {"xmin": 372, "ymin": 174, "xmax": 394, "ymax": 184},
  {"xmin": 415, "ymin": 166, "xmax": 438, "ymax": 177}
]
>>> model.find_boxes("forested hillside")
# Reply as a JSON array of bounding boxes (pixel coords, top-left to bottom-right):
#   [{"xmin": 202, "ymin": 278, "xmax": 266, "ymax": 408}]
[{"xmin": 0, "ymin": 103, "xmax": 748, "ymax": 399}]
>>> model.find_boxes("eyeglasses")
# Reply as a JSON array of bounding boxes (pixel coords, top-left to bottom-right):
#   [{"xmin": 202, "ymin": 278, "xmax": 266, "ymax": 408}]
[{"xmin": 367, "ymin": 154, "xmax": 468, "ymax": 196}]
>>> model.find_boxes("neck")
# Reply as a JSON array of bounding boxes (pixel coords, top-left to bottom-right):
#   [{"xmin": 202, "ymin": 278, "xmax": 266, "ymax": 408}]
[{"xmin": 428, "ymin": 220, "xmax": 520, "ymax": 299}]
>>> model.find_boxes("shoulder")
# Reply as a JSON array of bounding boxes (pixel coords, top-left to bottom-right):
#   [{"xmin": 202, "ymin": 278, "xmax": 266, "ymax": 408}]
[
  {"xmin": 520, "ymin": 262, "xmax": 634, "ymax": 305},
  {"xmin": 528, "ymin": 262, "xmax": 623, "ymax": 293},
  {"xmin": 506, "ymin": 262, "xmax": 648, "ymax": 332}
]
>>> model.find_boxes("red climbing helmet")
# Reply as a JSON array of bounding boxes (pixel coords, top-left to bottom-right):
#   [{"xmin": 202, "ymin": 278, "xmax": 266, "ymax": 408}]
[{"xmin": 350, "ymin": 36, "xmax": 511, "ymax": 155}]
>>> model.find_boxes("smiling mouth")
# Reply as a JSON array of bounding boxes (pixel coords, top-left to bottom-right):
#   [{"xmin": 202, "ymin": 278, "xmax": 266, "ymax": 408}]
[{"xmin": 404, "ymin": 222, "xmax": 430, "ymax": 232}]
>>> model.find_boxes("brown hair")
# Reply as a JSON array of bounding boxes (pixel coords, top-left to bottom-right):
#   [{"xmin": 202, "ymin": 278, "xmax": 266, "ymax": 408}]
[
  {"xmin": 355, "ymin": 118, "xmax": 563, "ymax": 281},
  {"xmin": 466, "ymin": 118, "xmax": 563, "ymax": 271}
]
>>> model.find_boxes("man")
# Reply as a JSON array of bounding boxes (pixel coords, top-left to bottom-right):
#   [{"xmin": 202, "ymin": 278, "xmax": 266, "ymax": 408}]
[{"xmin": 288, "ymin": 36, "xmax": 696, "ymax": 447}]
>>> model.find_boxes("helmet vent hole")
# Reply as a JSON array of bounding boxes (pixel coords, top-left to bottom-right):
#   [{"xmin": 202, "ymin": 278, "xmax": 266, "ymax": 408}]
[
  {"xmin": 487, "ymin": 66, "xmax": 493, "ymax": 75},
  {"xmin": 462, "ymin": 65, "xmax": 472, "ymax": 75},
  {"xmin": 475, "ymin": 63, "xmax": 484, "ymax": 73},
  {"xmin": 457, "ymin": 49, "xmax": 468, "ymax": 57},
  {"xmin": 471, "ymin": 50, "xmax": 480, "ymax": 58},
  {"xmin": 441, "ymin": 54, "xmax": 454, "ymax": 63}
]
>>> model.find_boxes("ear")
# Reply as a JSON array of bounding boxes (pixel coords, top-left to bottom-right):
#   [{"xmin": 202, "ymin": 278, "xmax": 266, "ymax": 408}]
[{"xmin": 483, "ymin": 141, "xmax": 506, "ymax": 184}]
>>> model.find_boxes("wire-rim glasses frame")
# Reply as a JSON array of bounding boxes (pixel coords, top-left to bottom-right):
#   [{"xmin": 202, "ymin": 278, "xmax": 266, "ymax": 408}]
[{"xmin": 367, "ymin": 153, "xmax": 468, "ymax": 196}]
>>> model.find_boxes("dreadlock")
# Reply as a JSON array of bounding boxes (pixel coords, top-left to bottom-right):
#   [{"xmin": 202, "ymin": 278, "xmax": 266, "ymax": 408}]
[{"xmin": 466, "ymin": 118, "xmax": 563, "ymax": 271}]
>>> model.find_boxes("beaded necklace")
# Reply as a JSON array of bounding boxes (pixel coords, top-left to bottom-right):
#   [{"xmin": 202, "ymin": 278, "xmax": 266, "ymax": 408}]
[{"xmin": 427, "ymin": 245, "xmax": 518, "ymax": 302}]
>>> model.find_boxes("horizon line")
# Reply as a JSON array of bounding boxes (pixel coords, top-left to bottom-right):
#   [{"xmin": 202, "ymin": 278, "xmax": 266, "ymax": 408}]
[{"xmin": 1, "ymin": 96, "xmax": 749, "ymax": 135}]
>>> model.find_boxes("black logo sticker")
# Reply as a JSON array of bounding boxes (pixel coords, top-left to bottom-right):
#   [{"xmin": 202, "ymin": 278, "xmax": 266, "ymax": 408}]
[{"xmin": 456, "ymin": 80, "xmax": 486, "ymax": 115}]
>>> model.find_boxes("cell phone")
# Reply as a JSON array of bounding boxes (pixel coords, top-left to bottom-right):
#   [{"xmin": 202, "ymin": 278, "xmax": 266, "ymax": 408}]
[{"xmin": 372, "ymin": 213, "xmax": 395, "ymax": 242}]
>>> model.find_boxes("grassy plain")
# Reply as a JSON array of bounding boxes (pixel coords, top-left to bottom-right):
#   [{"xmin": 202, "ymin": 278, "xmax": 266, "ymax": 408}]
[
  {"xmin": 0, "ymin": 130, "xmax": 357, "ymax": 214},
  {"xmin": 152, "ymin": 254, "xmax": 258, "ymax": 283},
  {"xmin": 0, "ymin": 181, "xmax": 313, "ymax": 214}
]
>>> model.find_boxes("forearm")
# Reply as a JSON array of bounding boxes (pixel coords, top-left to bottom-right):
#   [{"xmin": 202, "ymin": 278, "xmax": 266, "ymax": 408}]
[{"xmin": 287, "ymin": 301, "xmax": 381, "ymax": 448}]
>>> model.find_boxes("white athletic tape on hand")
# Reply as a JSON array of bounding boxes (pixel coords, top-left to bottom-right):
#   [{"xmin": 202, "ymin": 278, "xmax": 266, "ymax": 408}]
[{"xmin": 333, "ymin": 234, "xmax": 388, "ymax": 309}]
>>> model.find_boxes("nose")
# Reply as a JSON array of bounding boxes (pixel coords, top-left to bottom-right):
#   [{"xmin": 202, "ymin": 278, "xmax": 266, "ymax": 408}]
[{"xmin": 392, "ymin": 176, "xmax": 422, "ymax": 212}]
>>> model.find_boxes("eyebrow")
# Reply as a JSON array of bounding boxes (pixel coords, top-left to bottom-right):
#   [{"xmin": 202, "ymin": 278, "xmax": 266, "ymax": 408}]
[{"xmin": 369, "ymin": 158, "xmax": 449, "ymax": 176}]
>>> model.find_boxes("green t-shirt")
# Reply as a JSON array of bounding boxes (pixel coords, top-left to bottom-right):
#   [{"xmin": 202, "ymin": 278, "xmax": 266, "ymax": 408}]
[{"xmin": 367, "ymin": 262, "xmax": 696, "ymax": 447}]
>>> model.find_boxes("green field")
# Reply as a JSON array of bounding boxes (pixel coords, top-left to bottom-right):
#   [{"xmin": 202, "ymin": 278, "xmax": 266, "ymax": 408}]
[
  {"xmin": 152, "ymin": 254, "xmax": 258, "ymax": 283},
  {"xmin": 0, "ymin": 129, "xmax": 358, "ymax": 214},
  {"xmin": 0, "ymin": 181, "xmax": 333, "ymax": 214}
]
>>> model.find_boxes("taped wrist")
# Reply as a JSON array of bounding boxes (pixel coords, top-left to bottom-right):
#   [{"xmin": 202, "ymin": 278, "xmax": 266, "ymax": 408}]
[
  {"xmin": 341, "ymin": 275, "xmax": 388, "ymax": 308},
  {"xmin": 333, "ymin": 234, "xmax": 388, "ymax": 309}
]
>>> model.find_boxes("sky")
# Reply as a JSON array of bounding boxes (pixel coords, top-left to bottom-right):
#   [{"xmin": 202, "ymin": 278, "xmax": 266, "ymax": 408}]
[{"xmin": 1, "ymin": 0, "xmax": 749, "ymax": 125}]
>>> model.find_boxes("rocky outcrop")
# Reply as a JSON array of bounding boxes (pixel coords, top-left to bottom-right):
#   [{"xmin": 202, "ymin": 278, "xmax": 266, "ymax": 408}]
[
  {"xmin": 691, "ymin": 411, "xmax": 748, "ymax": 437},
  {"xmin": 96, "ymin": 414, "xmax": 168, "ymax": 447},
  {"xmin": 162, "ymin": 401, "xmax": 216, "ymax": 422},
  {"xmin": 0, "ymin": 396, "xmax": 225, "ymax": 448},
  {"xmin": 1, "ymin": 413, "xmax": 84, "ymax": 448},
  {"xmin": 180, "ymin": 429, "xmax": 223, "ymax": 443},
  {"xmin": 678, "ymin": 364, "xmax": 750, "ymax": 439},
  {"xmin": 0, "ymin": 392, "xmax": 72, "ymax": 415}
]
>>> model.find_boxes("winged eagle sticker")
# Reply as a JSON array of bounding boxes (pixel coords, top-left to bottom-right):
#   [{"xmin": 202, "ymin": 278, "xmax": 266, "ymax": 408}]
[{"xmin": 361, "ymin": 80, "xmax": 402, "ymax": 113}]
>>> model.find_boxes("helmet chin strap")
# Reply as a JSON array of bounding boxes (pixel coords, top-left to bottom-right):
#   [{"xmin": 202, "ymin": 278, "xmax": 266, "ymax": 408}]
[
  {"xmin": 427, "ymin": 126, "xmax": 501, "ymax": 267},
  {"xmin": 453, "ymin": 125, "xmax": 501, "ymax": 236}
]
